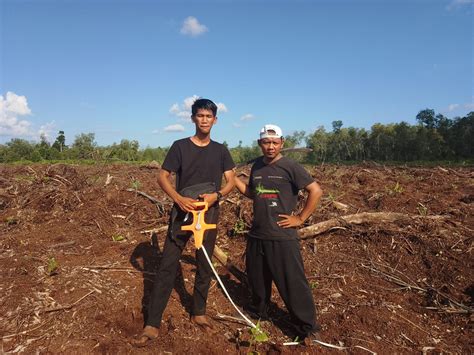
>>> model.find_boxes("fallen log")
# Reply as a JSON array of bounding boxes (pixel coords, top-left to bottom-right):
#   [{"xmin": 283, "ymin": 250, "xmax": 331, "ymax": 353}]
[
  {"xmin": 213, "ymin": 244, "xmax": 247, "ymax": 285},
  {"xmin": 298, "ymin": 212, "xmax": 446, "ymax": 239}
]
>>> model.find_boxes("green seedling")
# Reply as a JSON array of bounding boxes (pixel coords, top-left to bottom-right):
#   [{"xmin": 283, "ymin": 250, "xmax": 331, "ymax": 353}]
[
  {"xmin": 47, "ymin": 257, "xmax": 58, "ymax": 275},
  {"xmin": 6, "ymin": 217, "xmax": 18, "ymax": 225},
  {"xmin": 387, "ymin": 182, "xmax": 404, "ymax": 195},
  {"xmin": 112, "ymin": 234, "xmax": 125, "ymax": 242},
  {"xmin": 232, "ymin": 218, "xmax": 246, "ymax": 235},
  {"xmin": 326, "ymin": 192, "xmax": 336, "ymax": 202},
  {"xmin": 309, "ymin": 281, "xmax": 318, "ymax": 289},
  {"xmin": 248, "ymin": 321, "xmax": 269, "ymax": 354},
  {"xmin": 130, "ymin": 179, "xmax": 141, "ymax": 190},
  {"xmin": 417, "ymin": 202, "xmax": 428, "ymax": 216}
]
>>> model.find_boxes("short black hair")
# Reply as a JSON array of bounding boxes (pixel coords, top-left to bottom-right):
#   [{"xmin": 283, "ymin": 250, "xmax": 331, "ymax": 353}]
[{"xmin": 192, "ymin": 98, "xmax": 218, "ymax": 116}]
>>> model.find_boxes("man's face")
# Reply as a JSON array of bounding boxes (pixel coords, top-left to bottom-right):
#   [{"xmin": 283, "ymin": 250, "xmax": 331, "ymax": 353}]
[
  {"xmin": 258, "ymin": 136, "xmax": 284, "ymax": 159},
  {"xmin": 192, "ymin": 108, "xmax": 217, "ymax": 135}
]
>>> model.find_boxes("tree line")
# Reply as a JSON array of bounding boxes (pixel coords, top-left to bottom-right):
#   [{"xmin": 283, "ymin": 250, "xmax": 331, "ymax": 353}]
[{"xmin": 0, "ymin": 109, "xmax": 472, "ymax": 164}]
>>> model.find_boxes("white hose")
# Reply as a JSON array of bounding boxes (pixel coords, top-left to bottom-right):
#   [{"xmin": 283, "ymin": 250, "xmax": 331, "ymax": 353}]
[{"xmin": 200, "ymin": 246, "xmax": 257, "ymax": 329}]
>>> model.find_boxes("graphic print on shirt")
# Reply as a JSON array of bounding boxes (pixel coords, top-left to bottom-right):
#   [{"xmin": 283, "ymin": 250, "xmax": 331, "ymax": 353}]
[{"xmin": 254, "ymin": 182, "xmax": 280, "ymax": 207}]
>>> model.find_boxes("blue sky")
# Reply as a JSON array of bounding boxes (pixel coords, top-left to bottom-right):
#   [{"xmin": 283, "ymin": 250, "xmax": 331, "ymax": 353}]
[{"xmin": 1, "ymin": 0, "xmax": 472, "ymax": 148}]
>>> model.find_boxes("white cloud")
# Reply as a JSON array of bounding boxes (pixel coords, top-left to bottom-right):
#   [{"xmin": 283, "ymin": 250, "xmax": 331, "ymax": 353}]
[
  {"xmin": 240, "ymin": 113, "xmax": 255, "ymax": 121},
  {"xmin": 169, "ymin": 103, "xmax": 180, "ymax": 114},
  {"xmin": 164, "ymin": 124, "xmax": 185, "ymax": 132},
  {"xmin": 180, "ymin": 16, "xmax": 208, "ymax": 37},
  {"xmin": 447, "ymin": 103, "xmax": 460, "ymax": 112},
  {"xmin": 465, "ymin": 102, "xmax": 474, "ymax": 110},
  {"xmin": 170, "ymin": 95, "xmax": 199, "ymax": 123},
  {"xmin": 0, "ymin": 91, "xmax": 33, "ymax": 136},
  {"xmin": 38, "ymin": 121, "xmax": 56, "ymax": 140},
  {"xmin": 217, "ymin": 103, "xmax": 228, "ymax": 113},
  {"xmin": 183, "ymin": 95, "xmax": 199, "ymax": 111},
  {"xmin": 446, "ymin": 0, "xmax": 474, "ymax": 10}
]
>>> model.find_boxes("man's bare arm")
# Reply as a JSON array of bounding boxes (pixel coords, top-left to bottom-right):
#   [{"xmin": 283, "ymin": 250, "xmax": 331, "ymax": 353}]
[
  {"xmin": 199, "ymin": 169, "xmax": 236, "ymax": 206},
  {"xmin": 234, "ymin": 174, "xmax": 253, "ymax": 198},
  {"xmin": 157, "ymin": 169, "xmax": 197, "ymax": 212},
  {"xmin": 278, "ymin": 181, "xmax": 323, "ymax": 228}
]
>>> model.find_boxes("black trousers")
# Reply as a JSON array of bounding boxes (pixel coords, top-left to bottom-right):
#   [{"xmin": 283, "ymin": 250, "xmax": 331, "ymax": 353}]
[
  {"xmin": 246, "ymin": 237, "xmax": 320, "ymax": 336},
  {"xmin": 146, "ymin": 208, "xmax": 218, "ymax": 328}
]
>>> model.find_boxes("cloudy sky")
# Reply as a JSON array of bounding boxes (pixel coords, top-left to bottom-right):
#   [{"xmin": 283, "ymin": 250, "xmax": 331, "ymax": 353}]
[{"xmin": 1, "ymin": 0, "xmax": 472, "ymax": 147}]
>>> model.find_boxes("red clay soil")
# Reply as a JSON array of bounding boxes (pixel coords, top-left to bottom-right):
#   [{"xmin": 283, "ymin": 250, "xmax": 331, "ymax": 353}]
[{"xmin": 0, "ymin": 162, "xmax": 472, "ymax": 354}]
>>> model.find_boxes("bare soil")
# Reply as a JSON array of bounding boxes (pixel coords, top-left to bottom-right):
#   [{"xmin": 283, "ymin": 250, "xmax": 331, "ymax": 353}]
[{"xmin": 0, "ymin": 163, "xmax": 473, "ymax": 354}]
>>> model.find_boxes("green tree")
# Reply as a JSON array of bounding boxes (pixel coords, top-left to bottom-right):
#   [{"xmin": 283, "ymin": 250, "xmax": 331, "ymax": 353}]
[
  {"xmin": 416, "ymin": 109, "xmax": 436, "ymax": 129},
  {"xmin": 52, "ymin": 130, "xmax": 66, "ymax": 152},
  {"xmin": 332, "ymin": 120, "xmax": 343, "ymax": 133},
  {"xmin": 70, "ymin": 133, "xmax": 97, "ymax": 159},
  {"xmin": 306, "ymin": 126, "xmax": 328, "ymax": 163}
]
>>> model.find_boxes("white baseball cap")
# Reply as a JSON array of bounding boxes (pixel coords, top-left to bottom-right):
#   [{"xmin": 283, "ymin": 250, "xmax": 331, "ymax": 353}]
[{"xmin": 259, "ymin": 124, "xmax": 283, "ymax": 139}]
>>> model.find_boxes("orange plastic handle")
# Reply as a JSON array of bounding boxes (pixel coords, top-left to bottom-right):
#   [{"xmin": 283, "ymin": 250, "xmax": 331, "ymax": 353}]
[{"xmin": 181, "ymin": 201, "xmax": 217, "ymax": 249}]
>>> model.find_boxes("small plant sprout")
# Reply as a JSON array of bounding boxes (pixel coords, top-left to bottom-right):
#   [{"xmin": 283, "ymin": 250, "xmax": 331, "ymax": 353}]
[
  {"xmin": 327, "ymin": 192, "xmax": 336, "ymax": 202},
  {"xmin": 387, "ymin": 182, "xmax": 404, "ymax": 195},
  {"xmin": 310, "ymin": 281, "xmax": 318, "ymax": 289},
  {"xmin": 6, "ymin": 216, "xmax": 18, "ymax": 225},
  {"xmin": 47, "ymin": 257, "xmax": 58, "ymax": 276},
  {"xmin": 112, "ymin": 234, "xmax": 125, "ymax": 242},
  {"xmin": 417, "ymin": 202, "xmax": 428, "ymax": 216},
  {"xmin": 232, "ymin": 218, "xmax": 246, "ymax": 236},
  {"xmin": 130, "ymin": 179, "xmax": 141, "ymax": 191},
  {"xmin": 248, "ymin": 321, "xmax": 269, "ymax": 354}
]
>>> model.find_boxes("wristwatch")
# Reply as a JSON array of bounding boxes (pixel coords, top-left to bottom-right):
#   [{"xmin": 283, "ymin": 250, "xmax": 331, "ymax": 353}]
[{"xmin": 216, "ymin": 191, "xmax": 223, "ymax": 201}]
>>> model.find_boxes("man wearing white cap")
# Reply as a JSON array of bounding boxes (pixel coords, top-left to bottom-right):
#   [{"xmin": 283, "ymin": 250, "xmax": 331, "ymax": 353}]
[{"xmin": 235, "ymin": 124, "xmax": 323, "ymax": 344}]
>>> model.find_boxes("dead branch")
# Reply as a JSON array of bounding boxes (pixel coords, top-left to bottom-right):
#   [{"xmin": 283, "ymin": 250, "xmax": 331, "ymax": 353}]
[
  {"xmin": 140, "ymin": 226, "xmax": 168, "ymax": 234},
  {"xmin": 214, "ymin": 312, "xmax": 249, "ymax": 326},
  {"xmin": 213, "ymin": 244, "xmax": 247, "ymax": 285},
  {"xmin": 54, "ymin": 174, "xmax": 72, "ymax": 185},
  {"xmin": 42, "ymin": 290, "xmax": 95, "ymax": 313},
  {"xmin": 82, "ymin": 265, "xmax": 156, "ymax": 275},
  {"xmin": 361, "ymin": 262, "xmax": 473, "ymax": 313},
  {"xmin": 298, "ymin": 212, "xmax": 446, "ymax": 239},
  {"xmin": 1, "ymin": 322, "xmax": 47, "ymax": 340},
  {"xmin": 126, "ymin": 188, "xmax": 167, "ymax": 215}
]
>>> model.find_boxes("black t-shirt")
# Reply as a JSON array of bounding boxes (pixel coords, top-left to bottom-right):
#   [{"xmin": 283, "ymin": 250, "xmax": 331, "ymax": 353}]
[
  {"xmin": 162, "ymin": 138, "xmax": 235, "ymax": 192},
  {"xmin": 248, "ymin": 156, "xmax": 314, "ymax": 240}
]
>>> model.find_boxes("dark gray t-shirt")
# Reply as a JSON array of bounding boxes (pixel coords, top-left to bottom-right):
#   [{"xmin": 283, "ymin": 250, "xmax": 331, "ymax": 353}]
[
  {"xmin": 248, "ymin": 156, "xmax": 314, "ymax": 240},
  {"xmin": 162, "ymin": 138, "xmax": 235, "ymax": 192}
]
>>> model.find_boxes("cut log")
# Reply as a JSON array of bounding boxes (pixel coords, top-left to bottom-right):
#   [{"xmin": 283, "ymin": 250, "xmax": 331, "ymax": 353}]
[
  {"xmin": 213, "ymin": 244, "xmax": 248, "ymax": 285},
  {"xmin": 298, "ymin": 212, "xmax": 445, "ymax": 239}
]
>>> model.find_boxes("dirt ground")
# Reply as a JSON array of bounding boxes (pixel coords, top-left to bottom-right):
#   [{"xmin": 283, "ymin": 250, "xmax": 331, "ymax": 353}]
[{"xmin": 0, "ymin": 162, "xmax": 473, "ymax": 354}]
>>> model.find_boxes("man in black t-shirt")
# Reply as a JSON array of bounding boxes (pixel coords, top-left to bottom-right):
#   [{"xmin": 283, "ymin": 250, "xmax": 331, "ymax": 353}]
[
  {"xmin": 234, "ymin": 124, "xmax": 323, "ymax": 345},
  {"xmin": 133, "ymin": 98, "xmax": 235, "ymax": 346}
]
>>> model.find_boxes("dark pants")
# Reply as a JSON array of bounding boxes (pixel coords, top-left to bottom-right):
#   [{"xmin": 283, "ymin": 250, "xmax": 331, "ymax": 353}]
[
  {"xmin": 246, "ymin": 238, "xmax": 320, "ymax": 337},
  {"xmin": 146, "ymin": 208, "xmax": 218, "ymax": 328}
]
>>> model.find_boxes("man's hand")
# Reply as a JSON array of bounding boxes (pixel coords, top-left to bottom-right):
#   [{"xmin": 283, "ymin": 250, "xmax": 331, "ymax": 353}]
[
  {"xmin": 174, "ymin": 195, "xmax": 198, "ymax": 212},
  {"xmin": 199, "ymin": 192, "xmax": 218, "ymax": 207},
  {"xmin": 277, "ymin": 214, "xmax": 304, "ymax": 228}
]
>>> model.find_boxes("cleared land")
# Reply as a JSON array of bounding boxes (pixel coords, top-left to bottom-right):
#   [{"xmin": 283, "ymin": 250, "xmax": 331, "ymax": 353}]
[{"xmin": 1, "ymin": 163, "xmax": 473, "ymax": 353}]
